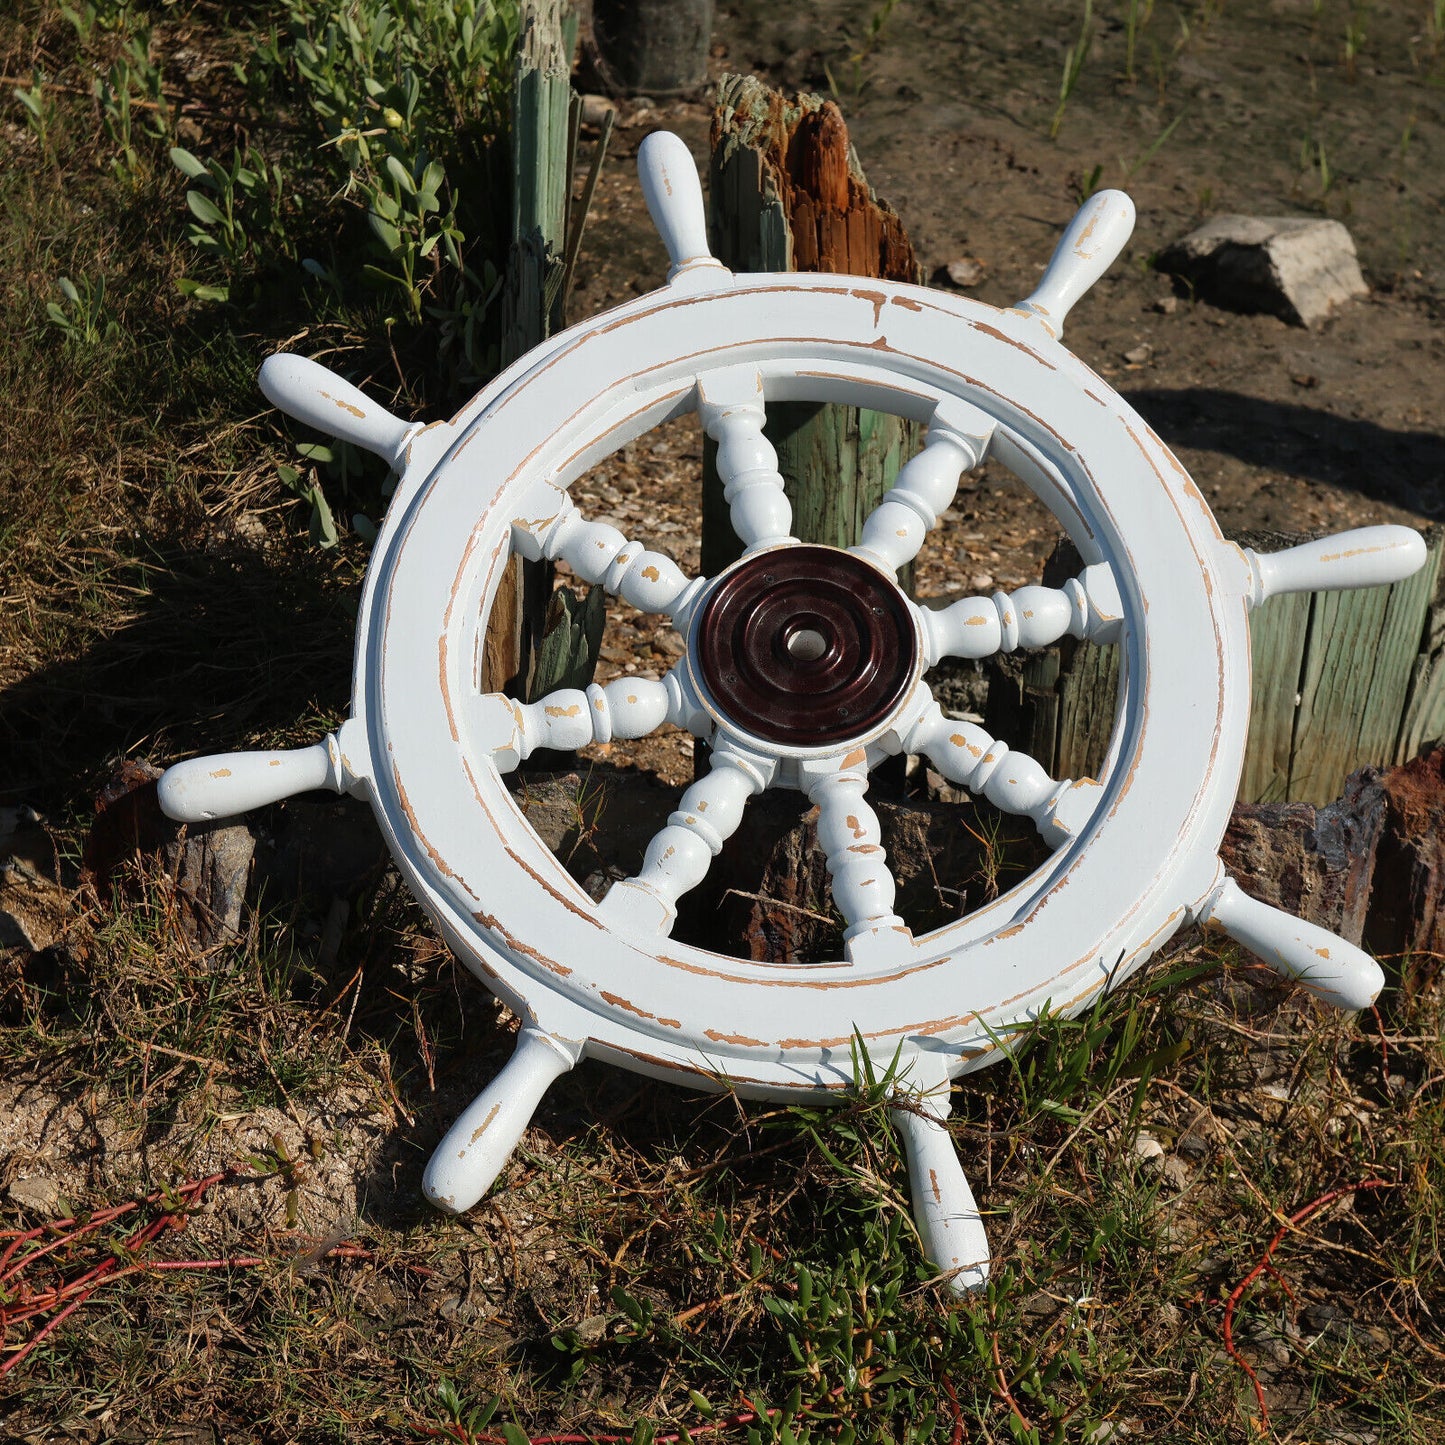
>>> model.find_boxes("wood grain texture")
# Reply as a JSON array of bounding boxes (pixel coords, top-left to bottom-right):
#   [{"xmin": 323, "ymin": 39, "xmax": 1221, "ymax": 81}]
[
  {"xmin": 486, "ymin": 0, "xmax": 578, "ymax": 696},
  {"xmin": 704, "ymin": 74, "xmax": 921, "ymax": 576},
  {"xmin": 991, "ymin": 530, "xmax": 1443, "ymax": 805}
]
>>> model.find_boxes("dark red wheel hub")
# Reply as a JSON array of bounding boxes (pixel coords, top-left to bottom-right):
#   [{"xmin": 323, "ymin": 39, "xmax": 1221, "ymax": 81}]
[{"xmin": 694, "ymin": 546, "xmax": 918, "ymax": 747}]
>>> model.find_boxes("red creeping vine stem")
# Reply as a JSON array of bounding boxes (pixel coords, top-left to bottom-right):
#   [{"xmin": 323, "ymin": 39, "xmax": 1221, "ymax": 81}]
[
  {"xmin": 0, "ymin": 1167, "xmax": 400, "ymax": 1379},
  {"xmin": 4, "ymin": 1173, "xmax": 956, "ymax": 1443},
  {"xmin": 1221, "ymin": 1177, "xmax": 1392, "ymax": 1428}
]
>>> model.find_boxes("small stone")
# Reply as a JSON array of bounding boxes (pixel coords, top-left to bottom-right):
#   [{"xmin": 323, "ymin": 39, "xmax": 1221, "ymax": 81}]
[
  {"xmin": 1152, "ymin": 295, "xmax": 1178, "ymax": 314},
  {"xmin": 9, "ymin": 1175, "xmax": 63, "ymax": 1215},
  {"xmin": 1160, "ymin": 1156, "xmax": 1190, "ymax": 1191},
  {"xmin": 1156, "ymin": 215, "xmax": 1368, "ymax": 328},
  {"xmin": 939, "ymin": 257, "xmax": 985, "ymax": 289},
  {"xmin": 578, "ymin": 94, "xmax": 616, "ymax": 129},
  {"xmin": 1291, "ymin": 372, "xmax": 1319, "ymax": 388},
  {"xmin": 969, "ymin": 573, "xmax": 994, "ymax": 593},
  {"xmin": 1131, "ymin": 1132, "xmax": 1165, "ymax": 1165},
  {"xmin": 1122, "ymin": 342, "xmax": 1153, "ymax": 365}
]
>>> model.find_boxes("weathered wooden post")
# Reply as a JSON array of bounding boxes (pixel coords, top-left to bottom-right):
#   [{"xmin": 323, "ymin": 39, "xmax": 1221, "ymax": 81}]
[
  {"xmin": 703, "ymin": 74, "xmax": 922, "ymax": 581},
  {"xmin": 984, "ymin": 527, "xmax": 1445, "ymax": 805},
  {"xmin": 483, "ymin": 1, "xmax": 603, "ymax": 700}
]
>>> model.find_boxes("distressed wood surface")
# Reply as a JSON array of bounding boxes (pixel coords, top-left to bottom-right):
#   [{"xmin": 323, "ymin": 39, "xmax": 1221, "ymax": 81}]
[
  {"xmin": 1395, "ymin": 544, "xmax": 1445, "ymax": 762},
  {"xmin": 986, "ymin": 529, "xmax": 1444, "ymax": 805},
  {"xmin": 703, "ymin": 74, "xmax": 922, "ymax": 578},
  {"xmin": 1240, "ymin": 587, "xmax": 1312, "ymax": 803},
  {"xmin": 487, "ymin": 1, "xmax": 582, "ymax": 700}
]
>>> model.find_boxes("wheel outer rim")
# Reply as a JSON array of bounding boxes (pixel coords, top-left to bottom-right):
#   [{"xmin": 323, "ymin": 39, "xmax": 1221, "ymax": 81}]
[{"xmin": 359, "ymin": 274, "xmax": 1250, "ymax": 1091}]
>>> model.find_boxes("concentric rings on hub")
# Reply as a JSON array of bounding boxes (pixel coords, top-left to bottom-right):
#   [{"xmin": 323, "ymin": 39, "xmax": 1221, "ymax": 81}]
[{"xmin": 693, "ymin": 546, "xmax": 918, "ymax": 746}]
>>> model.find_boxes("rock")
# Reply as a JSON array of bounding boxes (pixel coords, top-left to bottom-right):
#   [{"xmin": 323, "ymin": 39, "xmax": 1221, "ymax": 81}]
[
  {"xmin": 1131, "ymin": 1132, "xmax": 1165, "ymax": 1165},
  {"xmin": 80, "ymin": 759, "xmax": 256, "ymax": 948},
  {"xmin": 8, "ymin": 1174, "xmax": 63, "ymax": 1215},
  {"xmin": 936, "ymin": 257, "xmax": 985, "ymax": 289},
  {"xmin": 1151, "ymin": 295, "xmax": 1178, "ymax": 314},
  {"xmin": 1156, "ymin": 215, "xmax": 1368, "ymax": 327},
  {"xmin": 1362, "ymin": 743, "xmax": 1445, "ymax": 980},
  {"xmin": 0, "ymin": 857, "xmax": 74, "ymax": 953},
  {"xmin": 81, "ymin": 759, "xmax": 171, "ymax": 893},
  {"xmin": 1122, "ymin": 342, "xmax": 1153, "ymax": 364},
  {"xmin": 1160, "ymin": 1156, "xmax": 1190, "ymax": 1191},
  {"xmin": 578, "ymin": 93, "xmax": 616, "ymax": 129},
  {"xmin": 0, "ymin": 804, "xmax": 48, "ymax": 865},
  {"xmin": 162, "ymin": 820, "xmax": 256, "ymax": 944}
]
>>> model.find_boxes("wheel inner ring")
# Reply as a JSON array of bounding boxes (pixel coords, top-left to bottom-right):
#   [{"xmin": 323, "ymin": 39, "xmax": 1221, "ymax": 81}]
[{"xmin": 693, "ymin": 546, "xmax": 918, "ymax": 746}]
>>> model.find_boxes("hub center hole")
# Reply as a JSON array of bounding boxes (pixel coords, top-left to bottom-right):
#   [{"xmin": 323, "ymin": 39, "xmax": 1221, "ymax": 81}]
[{"xmin": 785, "ymin": 627, "xmax": 828, "ymax": 662}]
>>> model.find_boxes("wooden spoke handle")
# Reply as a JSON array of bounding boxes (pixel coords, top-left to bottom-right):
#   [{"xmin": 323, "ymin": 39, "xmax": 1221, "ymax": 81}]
[
  {"xmin": 422, "ymin": 1028, "xmax": 581, "ymax": 1214},
  {"xmin": 892, "ymin": 1098, "xmax": 990, "ymax": 1293},
  {"xmin": 159, "ymin": 742, "xmax": 341, "ymax": 822},
  {"xmin": 259, "ymin": 353, "xmax": 418, "ymax": 467},
  {"xmin": 1245, "ymin": 525, "xmax": 1426, "ymax": 608},
  {"xmin": 1202, "ymin": 877, "xmax": 1385, "ymax": 1011},
  {"xmin": 638, "ymin": 130, "xmax": 721, "ymax": 282},
  {"xmin": 1014, "ymin": 189, "xmax": 1135, "ymax": 340}
]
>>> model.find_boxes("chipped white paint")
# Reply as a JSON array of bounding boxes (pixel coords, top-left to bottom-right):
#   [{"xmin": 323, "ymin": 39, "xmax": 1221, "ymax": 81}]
[
  {"xmin": 637, "ymin": 130, "xmax": 724, "ymax": 286},
  {"xmin": 902, "ymin": 702, "xmax": 1097, "ymax": 850},
  {"xmin": 698, "ymin": 367, "xmax": 797, "ymax": 552},
  {"xmin": 1013, "ymin": 189, "xmax": 1137, "ymax": 341},
  {"xmin": 156, "ymin": 134, "xmax": 1426, "ymax": 1294},
  {"xmin": 1241, "ymin": 526, "xmax": 1426, "ymax": 609}
]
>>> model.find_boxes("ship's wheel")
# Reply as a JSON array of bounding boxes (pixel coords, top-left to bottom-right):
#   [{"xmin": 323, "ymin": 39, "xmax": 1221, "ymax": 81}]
[{"xmin": 159, "ymin": 133, "xmax": 1424, "ymax": 1291}]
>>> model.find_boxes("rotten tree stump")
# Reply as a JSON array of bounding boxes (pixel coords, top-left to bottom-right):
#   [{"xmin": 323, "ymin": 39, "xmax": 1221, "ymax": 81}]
[
  {"xmin": 703, "ymin": 74, "xmax": 922, "ymax": 580},
  {"xmin": 1222, "ymin": 743, "xmax": 1445, "ymax": 1001}
]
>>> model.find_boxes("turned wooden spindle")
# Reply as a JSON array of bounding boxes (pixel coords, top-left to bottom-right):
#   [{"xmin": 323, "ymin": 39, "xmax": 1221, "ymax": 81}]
[
  {"xmin": 158, "ymin": 723, "xmax": 369, "ymax": 822},
  {"xmin": 919, "ymin": 562, "xmax": 1124, "ymax": 663},
  {"xmin": 599, "ymin": 747, "xmax": 776, "ymax": 934},
  {"xmin": 524, "ymin": 492, "xmax": 705, "ymax": 623},
  {"xmin": 891, "ymin": 1088, "xmax": 990, "ymax": 1293},
  {"xmin": 808, "ymin": 769, "xmax": 906, "ymax": 950},
  {"xmin": 904, "ymin": 702, "xmax": 1098, "ymax": 847},
  {"xmin": 698, "ymin": 370, "xmax": 795, "ymax": 553},
  {"xmin": 852, "ymin": 402, "xmax": 994, "ymax": 575}
]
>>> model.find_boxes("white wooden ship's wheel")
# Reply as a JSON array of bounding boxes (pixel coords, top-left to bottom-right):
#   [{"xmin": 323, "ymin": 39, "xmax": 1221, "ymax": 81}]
[{"xmin": 160, "ymin": 134, "xmax": 1425, "ymax": 1290}]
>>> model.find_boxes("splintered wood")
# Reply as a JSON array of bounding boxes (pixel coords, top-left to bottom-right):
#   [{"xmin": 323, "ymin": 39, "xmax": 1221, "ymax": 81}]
[{"xmin": 710, "ymin": 73, "xmax": 919, "ymax": 281}]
